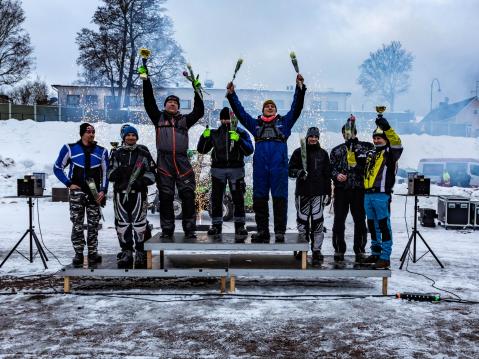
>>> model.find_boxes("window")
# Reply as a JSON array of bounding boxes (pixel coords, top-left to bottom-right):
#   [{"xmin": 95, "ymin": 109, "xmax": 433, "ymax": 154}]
[
  {"xmin": 180, "ymin": 99, "xmax": 191, "ymax": 110},
  {"xmin": 104, "ymin": 96, "xmax": 118, "ymax": 109},
  {"xmin": 327, "ymin": 101, "xmax": 338, "ymax": 111},
  {"xmin": 470, "ymin": 164, "xmax": 479, "ymax": 176},
  {"xmin": 66, "ymin": 95, "xmax": 80, "ymax": 107},
  {"xmin": 422, "ymin": 163, "xmax": 444, "ymax": 176},
  {"xmin": 446, "ymin": 162, "xmax": 467, "ymax": 174},
  {"xmin": 85, "ymin": 95, "xmax": 98, "ymax": 107},
  {"xmin": 204, "ymin": 100, "xmax": 215, "ymax": 110}
]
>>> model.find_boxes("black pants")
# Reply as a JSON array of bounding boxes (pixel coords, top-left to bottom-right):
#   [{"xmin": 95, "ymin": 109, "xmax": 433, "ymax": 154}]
[
  {"xmin": 211, "ymin": 175, "xmax": 246, "ymax": 225},
  {"xmin": 253, "ymin": 196, "xmax": 287, "ymax": 234},
  {"xmin": 158, "ymin": 171, "xmax": 196, "ymax": 233},
  {"xmin": 332, "ymin": 188, "xmax": 367, "ymax": 255}
]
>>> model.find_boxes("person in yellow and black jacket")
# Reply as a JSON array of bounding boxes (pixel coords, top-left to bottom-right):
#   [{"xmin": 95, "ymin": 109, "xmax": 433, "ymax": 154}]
[{"xmin": 357, "ymin": 115, "xmax": 402, "ymax": 269}]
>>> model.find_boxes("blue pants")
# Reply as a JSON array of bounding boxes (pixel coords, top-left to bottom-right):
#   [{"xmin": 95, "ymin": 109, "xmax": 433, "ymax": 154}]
[{"xmin": 364, "ymin": 193, "xmax": 392, "ymax": 260}]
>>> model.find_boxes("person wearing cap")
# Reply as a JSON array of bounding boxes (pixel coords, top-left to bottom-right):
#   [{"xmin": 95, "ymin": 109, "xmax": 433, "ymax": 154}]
[
  {"xmin": 53, "ymin": 123, "xmax": 109, "ymax": 267},
  {"xmin": 197, "ymin": 107, "xmax": 254, "ymax": 237},
  {"xmin": 357, "ymin": 115, "xmax": 403, "ymax": 269},
  {"xmin": 288, "ymin": 127, "xmax": 331, "ymax": 266},
  {"xmin": 329, "ymin": 116, "xmax": 374, "ymax": 264},
  {"xmin": 108, "ymin": 125, "xmax": 156, "ymax": 268},
  {"xmin": 226, "ymin": 74, "xmax": 306, "ymax": 241},
  {"xmin": 141, "ymin": 65, "xmax": 204, "ymax": 239}
]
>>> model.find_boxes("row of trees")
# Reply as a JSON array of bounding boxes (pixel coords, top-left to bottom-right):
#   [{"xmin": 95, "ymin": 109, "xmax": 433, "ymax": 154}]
[{"xmin": 0, "ymin": 0, "xmax": 414, "ymax": 111}]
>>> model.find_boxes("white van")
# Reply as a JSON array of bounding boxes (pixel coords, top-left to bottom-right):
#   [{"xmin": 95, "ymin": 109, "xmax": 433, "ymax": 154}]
[{"xmin": 417, "ymin": 158, "xmax": 479, "ymax": 187}]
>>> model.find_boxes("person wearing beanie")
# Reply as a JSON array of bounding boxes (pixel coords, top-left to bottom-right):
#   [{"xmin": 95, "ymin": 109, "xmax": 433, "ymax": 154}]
[
  {"xmin": 226, "ymin": 73, "xmax": 306, "ymax": 242},
  {"xmin": 329, "ymin": 115, "xmax": 374, "ymax": 264},
  {"xmin": 53, "ymin": 123, "xmax": 109, "ymax": 267},
  {"xmin": 288, "ymin": 127, "xmax": 331, "ymax": 266},
  {"xmin": 141, "ymin": 63, "xmax": 204, "ymax": 239},
  {"xmin": 197, "ymin": 107, "xmax": 254, "ymax": 237},
  {"xmin": 356, "ymin": 114, "xmax": 403, "ymax": 269},
  {"xmin": 108, "ymin": 124, "xmax": 156, "ymax": 269}
]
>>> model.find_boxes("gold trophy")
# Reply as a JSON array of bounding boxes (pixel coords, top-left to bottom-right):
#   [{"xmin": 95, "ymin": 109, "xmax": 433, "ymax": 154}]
[
  {"xmin": 375, "ymin": 105, "xmax": 386, "ymax": 117},
  {"xmin": 138, "ymin": 48, "xmax": 151, "ymax": 80}
]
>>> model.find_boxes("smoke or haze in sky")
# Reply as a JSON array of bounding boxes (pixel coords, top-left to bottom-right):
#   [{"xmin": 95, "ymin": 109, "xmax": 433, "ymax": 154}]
[{"xmin": 20, "ymin": 0, "xmax": 479, "ymax": 116}]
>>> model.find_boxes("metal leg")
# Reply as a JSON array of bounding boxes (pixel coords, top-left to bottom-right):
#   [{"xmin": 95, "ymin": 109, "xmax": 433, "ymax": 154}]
[
  {"xmin": 32, "ymin": 231, "xmax": 48, "ymax": 269},
  {"xmin": 417, "ymin": 231, "xmax": 445, "ymax": 268},
  {"xmin": 0, "ymin": 230, "xmax": 29, "ymax": 268},
  {"xmin": 399, "ymin": 232, "xmax": 415, "ymax": 270}
]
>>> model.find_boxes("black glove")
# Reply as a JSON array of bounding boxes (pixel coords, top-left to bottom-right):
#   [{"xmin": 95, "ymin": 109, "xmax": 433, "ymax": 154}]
[
  {"xmin": 297, "ymin": 169, "xmax": 308, "ymax": 180},
  {"xmin": 375, "ymin": 116, "xmax": 391, "ymax": 131}
]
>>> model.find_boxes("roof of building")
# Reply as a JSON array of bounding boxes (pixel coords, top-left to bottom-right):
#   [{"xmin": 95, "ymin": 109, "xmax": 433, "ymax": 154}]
[{"xmin": 421, "ymin": 96, "xmax": 477, "ymax": 123}]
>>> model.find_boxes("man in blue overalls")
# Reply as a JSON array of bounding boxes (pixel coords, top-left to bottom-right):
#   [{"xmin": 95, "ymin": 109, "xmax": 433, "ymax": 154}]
[{"xmin": 226, "ymin": 75, "xmax": 306, "ymax": 241}]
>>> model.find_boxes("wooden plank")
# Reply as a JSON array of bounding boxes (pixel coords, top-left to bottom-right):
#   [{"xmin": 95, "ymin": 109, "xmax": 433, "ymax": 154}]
[
  {"xmin": 220, "ymin": 276, "xmax": 226, "ymax": 293},
  {"xmin": 229, "ymin": 275, "xmax": 236, "ymax": 293},
  {"xmin": 301, "ymin": 251, "xmax": 307, "ymax": 269},
  {"xmin": 382, "ymin": 277, "xmax": 388, "ymax": 295},
  {"xmin": 63, "ymin": 276, "xmax": 70, "ymax": 293},
  {"xmin": 146, "ymin": 250, "xmax": 152, "ymax": 269}
]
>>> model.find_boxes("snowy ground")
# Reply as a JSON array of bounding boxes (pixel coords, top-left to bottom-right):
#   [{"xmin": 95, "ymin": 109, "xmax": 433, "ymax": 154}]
[{"xmin": 1, "ymin": 120, "xmax": 479, "ymax": 358}]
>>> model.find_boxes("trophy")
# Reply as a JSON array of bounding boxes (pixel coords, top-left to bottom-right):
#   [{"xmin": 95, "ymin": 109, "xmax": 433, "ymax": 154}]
[
  {"xmin": 375, "ymin": 105, "xmax": 386, "ymax": 117},
  {"xmin": 138, "ymin": 48, "xmax": 151, "ymax": 80}
]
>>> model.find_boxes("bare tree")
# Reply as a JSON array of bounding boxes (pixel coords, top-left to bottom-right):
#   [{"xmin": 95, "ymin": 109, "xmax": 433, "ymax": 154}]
[
  {"xmin": 76, "ymin": 0, "xmax": 185, "ymax": 108},
  {"xmin": 358, "ymin": 41, "xmax": 413, "ymax": 111},
  {"xmin": 9, "ymin": 77, "xmax": 50, "ymax": 105},
  {"xmin": 0, "ymin": 0, "xmax": 34, "ymax": 87}
]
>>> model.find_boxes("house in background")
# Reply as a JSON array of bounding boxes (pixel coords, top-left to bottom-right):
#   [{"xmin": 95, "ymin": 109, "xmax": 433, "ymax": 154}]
[{"xmin": 419, "ymin": 97, "xmax": 479, "ymax": 137}]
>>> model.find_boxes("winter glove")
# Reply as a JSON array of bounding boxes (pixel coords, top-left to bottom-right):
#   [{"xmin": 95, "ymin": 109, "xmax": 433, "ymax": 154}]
[
  {"xmin": 137, "ymin": 65, "xmax": 148, "ymax": 79},
  {"xmin": 375, "ymin": 116, "xmax": 391, "ymax": 131},
  {"xmin": 297, "ymin": 169, "xmax": 308, "ymax": 180},
  {"xmin": 192, "ymin": 78, "xmax": 202, "ymax": 91},
  {"xmin": 202, "ymin": 128, "xmax": 211, "ymax": 138},
  {"xmin": 323, "ymin": 195, "xmax": 331, "ymax": 206},
  {"xmin": 229, "ymin": 130, "xmax": 240, "ymax": 142}
]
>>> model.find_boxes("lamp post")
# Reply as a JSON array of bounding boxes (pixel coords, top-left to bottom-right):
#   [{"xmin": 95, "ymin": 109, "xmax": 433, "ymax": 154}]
[{"xmin": 430, "ymin": 78, "xmax": 441, "ymax": 111}]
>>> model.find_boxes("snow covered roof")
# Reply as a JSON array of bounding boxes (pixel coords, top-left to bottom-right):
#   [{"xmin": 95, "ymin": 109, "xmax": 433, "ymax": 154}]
[{"xmin": 421, "ymin": 96, "xmax": 477, "ymax": 123}]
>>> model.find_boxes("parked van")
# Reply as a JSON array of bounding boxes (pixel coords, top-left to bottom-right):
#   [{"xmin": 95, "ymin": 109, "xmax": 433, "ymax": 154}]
[{"xmin": 417, "ymin": 158, "xmax": 479, "ymax": 187}]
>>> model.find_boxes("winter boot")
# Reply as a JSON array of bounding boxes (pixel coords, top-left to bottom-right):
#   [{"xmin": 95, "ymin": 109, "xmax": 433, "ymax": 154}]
[
  {"xmin": 334, "ymin": 253, "xmax": 345, "ymax": 263},
  {"xmin": 312, "ymin": 251, "xmax": 324, "ymax": 267},
  {"xmin": 88, "ymin": 252, "xmax": 102, "ymax": 266},
  {"xmin": 355, "ymin": 253, "xmax": 367, "ymax": 264},
  {"xmin": 235, "ymin": 223, "xmax": 248, "ymax": 238},
  {"xmin": 275, "ymin": 233, "xmax": 285, "ymax": 242},
  {"xmin": 373, "ymin": 258, "xmax": 390, "ymax": 269},
  {"xmin": 207, "ymin": 224, "xmax": 222, "ymax": 236},
  {"xmin": 134, "ymin": 251, "xmax": 147, "ymax": 269},
  {"xmin": 72, "ymin": 252, "xmax": 84, "ymax": 268},
  {"xmin": 184, "ymin": 231, "xmax": 197, "ymax": 240},
  {"xmin": 117, "ymin": 250, "xmax": 133, "ymax": 269},
  {"xmin": 363, "ymin": 254, "xmax": 379, "ymax": 264},
  {"xmin": 160, "ymin": 230, "xmax": 173, "ymax": 239},
  {"xmin": 251, "ymin": 231, "xmax": 270, "ymax": 243}
]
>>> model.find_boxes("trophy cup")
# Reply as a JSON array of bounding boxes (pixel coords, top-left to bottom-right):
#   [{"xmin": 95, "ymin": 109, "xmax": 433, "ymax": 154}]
[
  {"xmin": 138, "ymin": 48, "xmax": 151, "ymax": 80},
  {"xmin": 375, "ymin": 105, "xmax": 386, "ymax": 117}
]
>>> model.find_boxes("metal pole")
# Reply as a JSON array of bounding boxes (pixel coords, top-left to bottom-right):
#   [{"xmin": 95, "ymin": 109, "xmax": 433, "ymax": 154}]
[
  {"xmin": 430, "ymin": 78, "xmax": 441, "ymax": 111},
  {"xmin": 8, "ymin": 100, "xmax": 12, "ymax": 119}
]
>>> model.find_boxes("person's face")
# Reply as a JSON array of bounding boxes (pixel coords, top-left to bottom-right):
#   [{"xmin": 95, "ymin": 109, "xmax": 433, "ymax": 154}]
[
  {"xmin": 165, "ymin": 100, "xmax": 179, "ymax": 114},
  {"xmin": 373, "ymin": 136, "xmax": 387, "ymax": 146},
  {"xmin": 307, "ymin": 135, "xmax": 319, "ymax": 145},
  {"xmin": 124, "ymin": 133, "xmax": 137, "ymax": 146},
  {"xmin": 263, "ymin": 103, "xmax": 277, "ymax": 117},
  {"xmin": 81, "ymin": 126, "xmax": 95, "ymax": 144},
  {"xmin": 343, "ymin": 130, "xmax": 356, "ymax": 141}
]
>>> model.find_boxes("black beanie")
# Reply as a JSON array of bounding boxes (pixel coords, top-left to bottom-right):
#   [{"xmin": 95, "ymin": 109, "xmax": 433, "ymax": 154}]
[
  {"xmin": 164, "ymin": 95, "xmax": 180, "ymax": 107},
  {"xmin": 219, "ymin": 107, "xmax": 230, "ymax": 120},
  {"xmin": 306, "ymin": 127, "xmax": 320, "ymax": 138},
  {"xmin": 372, "ymin": 127, "xmax": 388, "ymax": 141},
  {"xmin": 79, "ymin": 123, "xmax": 93, "ymax": 137},
  {"xmin": 341, "ymin": 124, "xmax": 358, "ymax": 135}
]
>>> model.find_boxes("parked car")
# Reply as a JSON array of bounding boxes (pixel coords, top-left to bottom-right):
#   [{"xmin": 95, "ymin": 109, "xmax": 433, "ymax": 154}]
[{"xmin": 417, "ymin": 158, "xmax": 479, "ymax": 187}]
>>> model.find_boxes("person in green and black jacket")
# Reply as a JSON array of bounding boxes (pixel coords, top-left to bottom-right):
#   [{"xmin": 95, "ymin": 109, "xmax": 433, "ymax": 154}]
[{"xmin": 197, "ymin": 107, "xmax": 254, "ymax": 237}]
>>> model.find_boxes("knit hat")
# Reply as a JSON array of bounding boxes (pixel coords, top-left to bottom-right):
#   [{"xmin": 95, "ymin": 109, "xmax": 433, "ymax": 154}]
[
  {"xmin": 306, "ymin": 127, "xmax": 320, "ymax": 138},
  {"xmin": 219, "ymin": 107, "xmax": 230, "ymax": 120},
  {"xmin": 262, "ymin": 99, "xmax": 277, "ymax": 111},
  {"xmin": 79, "ymin": 123, "xmax": 94, "ymax": 137},
  {"xmin": 121, "ymin": 125, "xmax": 138, "ymax": 140},
  {"xmin": 164, "ymin": 95, "xmax": 180, "ymax": 108},
  {"xmin": 372, "ymin": 127, "xmax": 387, "ymax": 141},
  {"xmin": 341, "ymin": 124, "xmax": 358, "ymax": 135}
]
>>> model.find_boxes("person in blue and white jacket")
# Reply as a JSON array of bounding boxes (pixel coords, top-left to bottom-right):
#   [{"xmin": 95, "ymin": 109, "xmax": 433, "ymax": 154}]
[{"xmin": 53, "ymin": 123, "xmax": 109, "ymax": 267}]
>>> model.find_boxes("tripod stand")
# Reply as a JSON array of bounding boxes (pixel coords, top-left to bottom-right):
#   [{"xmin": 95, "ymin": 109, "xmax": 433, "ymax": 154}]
[
  {"xmin": 399, "ymin": 194, "xmax": 443, "ymax": 270},
  {"xmin": 0, "ymin": 196, "xmax": 49, "ymax": 269}
]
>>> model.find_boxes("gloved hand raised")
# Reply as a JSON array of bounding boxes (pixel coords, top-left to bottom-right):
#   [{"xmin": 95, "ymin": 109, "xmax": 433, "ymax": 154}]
[
  {"xmin": 137, "ymin": 65, "xmax": 148, "ymax": 80},
  {"xmin": 375, "ymin": 116, "xmax": 391, "ymax": 131},
  {"xmin": 193, "ymin": 77, "xmax": 202, "ymax": 92},
  {"xmin": 229, "ymin": 130, "xmax": 239, "ymax": 142},
  {"xmin": 202, "ymin": 128, "xmax": 211, "ymax": 138}
]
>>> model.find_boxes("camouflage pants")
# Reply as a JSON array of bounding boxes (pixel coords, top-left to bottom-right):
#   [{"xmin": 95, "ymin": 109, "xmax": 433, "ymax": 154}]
[
  {"xmin": 69, "ymin": 190, "xmax": 101, "ymax": 255},
  {"xmin": 113, "ymin": 191, "xmax": 148, "ymax": 252}
]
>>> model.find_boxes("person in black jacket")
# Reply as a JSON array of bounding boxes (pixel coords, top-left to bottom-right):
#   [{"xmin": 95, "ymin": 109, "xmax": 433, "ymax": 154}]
[
  {"xmin": 142, "ymin": 66, "xmax": 204, "ymax": 239},
  {"xmin": 329, "ymin": 117, "xmax": 374, "ymax": 263},
  {"xmin": 288, "ymin": 127, "xmax": 331, "ymax": 266},
  {"xmin": 197, "ymin": 107, "xmax": 254, "ymax": 236},
  {"xmin": 108, "ymin": 125, "xmax": 156, "ymax": 268}
]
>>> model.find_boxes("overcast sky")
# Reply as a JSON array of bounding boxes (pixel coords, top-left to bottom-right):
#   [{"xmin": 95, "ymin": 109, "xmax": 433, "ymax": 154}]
[{"xmin": 21, "ymin": 0, "xmax": 479, "ymax": 116}]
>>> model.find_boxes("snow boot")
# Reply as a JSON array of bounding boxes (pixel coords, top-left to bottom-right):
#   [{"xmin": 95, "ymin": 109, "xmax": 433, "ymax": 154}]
[
  {"xmin": 134, "ymin": 251, "xmax": 147, "ymax": 269},
  {"xmin": 312, "ymin": 251, "xmax": 324, "ymax": 267},
  {"xmin": 88, "ymin": 252, "xmax": 102, "ymax": 266},
  {"xmin": 235, "ymin": 223, "xmax": 248, "ymax": 238},
  {"xmin": 160, "ymin": 230, "xmax": 173, "ymax": 239},
  {"xmin": 334, "ymin": 253, "xmax": 345, "ymax": 263},
  {"xmin": 275, "ymin": 233, "xmax": 285, "ymax": 242},
  {"xmin": 251, "ymin": 231, "xmax": 270, "ymax": 243},
  {"xmin": 363, "ymin": 254, "xmax": 379, "ymax": 264},
  {"xmin": 355, "ymin": 253, "xmax": 367, "ymax": 264},
  {"xmin": 72, "ymin": 252, "xmax": 84, "ymax": 267},
  {"xmin": 117, "ymin": 250, "xmax": 133, "ymax": 269},
  {"xmin": 207, "ymin": 224, "xmax": 222, "ymax": 236},
  {"xmin": 184, "ymin": 231, "xmax": 197, "ymax": 239},
  {"xmin": 372, "ymin": 259, "xmax": 390, "ymax": 269}
]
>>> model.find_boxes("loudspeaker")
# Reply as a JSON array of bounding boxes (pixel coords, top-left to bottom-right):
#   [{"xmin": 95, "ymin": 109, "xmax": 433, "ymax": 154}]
[
  {"xmin": 437, "ymin": 195, "xmax": 470, "ymax": 229},
  {"xmin": 17, "ymin": 177, "xmax": 35, "ymax": 197},
  {"xmin": 470, "ymin": 201, "xmax": 479, "ymax": 228}
]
